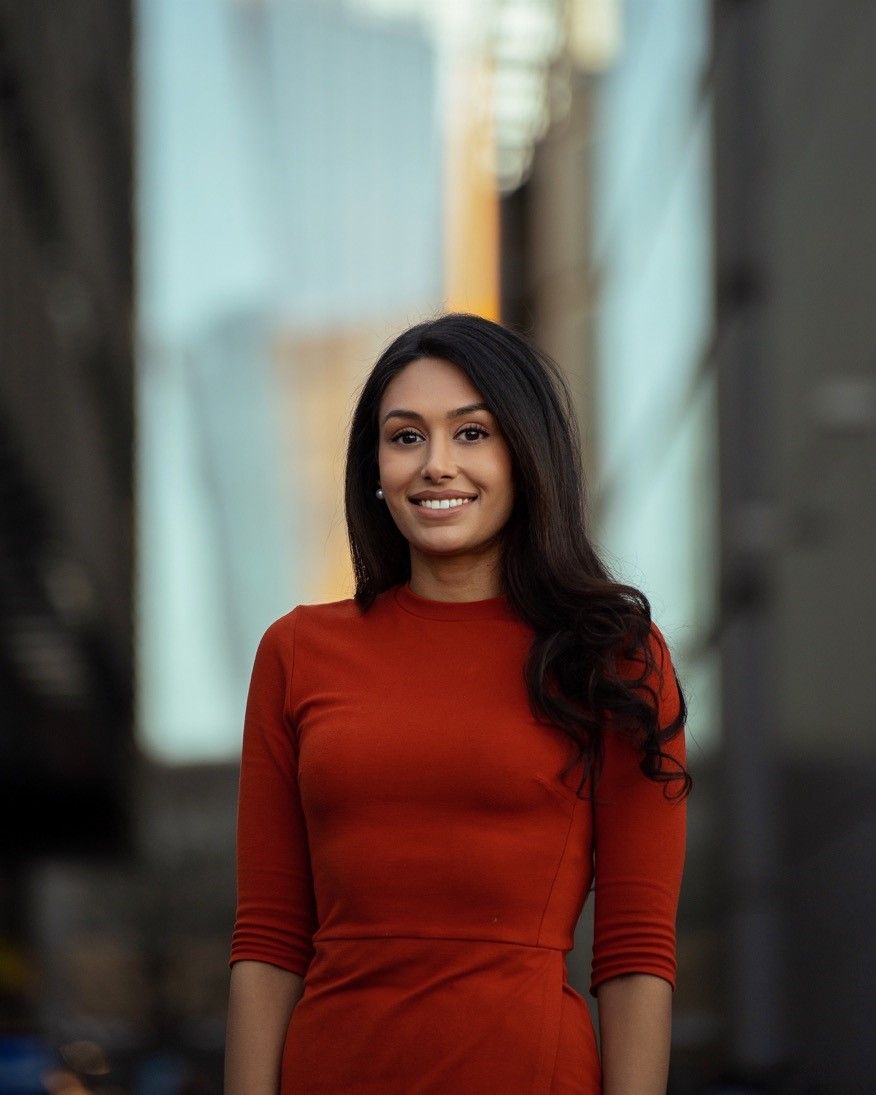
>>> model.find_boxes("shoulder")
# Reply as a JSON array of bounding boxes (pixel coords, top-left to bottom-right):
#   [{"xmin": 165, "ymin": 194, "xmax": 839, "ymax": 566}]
[
  {"xmin": 251, "ymin": 596, "xmax": 364, "ymax": 680},
  {"xmin": 265, "ymin": 594, "xmax": 361, "ymax": 629},
  {"xmin": 291, "ymin": 595, "xmax": 371, "ymax": 636},
  {"xmin": 296, "ymin": 595, "xmax": 361, "ymax": 620},
  {"xmin": 615, "ymin": 617, "xmax": 675, "ymax": 678},
  {"xmin": 613, "ymin": 617, "xmax": 683, "ymax": 724},
  {"xmin": 602, "ymin": 617, "xmax": 687, "ymax": 778},
  {"xmin": 258, "ymin": 593, "xmax": 375, "ymax": 648},
  {"xmin": 646, "ymin": 619, "xmax": 674, "ymax": 672}
]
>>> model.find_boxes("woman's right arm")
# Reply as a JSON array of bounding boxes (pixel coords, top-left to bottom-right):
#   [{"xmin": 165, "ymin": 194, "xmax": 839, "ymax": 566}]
[
  {"xmin": 225, "ymin": 960, "xmax": 304, "ymax": 1095},
  {"xmin": 226, "ymin": 610, "xmax": 318, "ymax": 1092}
]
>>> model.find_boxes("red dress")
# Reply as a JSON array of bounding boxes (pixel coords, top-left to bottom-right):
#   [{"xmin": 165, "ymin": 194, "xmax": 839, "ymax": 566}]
[{"xmin": 229, "ymin": 582, "xmax": 687, "ymax": 1093}]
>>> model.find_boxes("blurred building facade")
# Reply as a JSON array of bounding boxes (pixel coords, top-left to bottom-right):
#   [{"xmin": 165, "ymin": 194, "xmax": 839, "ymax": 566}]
[
  {"xmin": 711, "ymin": 1, "xmax": 876, "ymax": 1088},
  {"xmin": 0, "ymin": 0, "xmax": 134, "ymax": 923},
  {"xmin": 0, "ymin": 1, "xmax": 134, "ymax": 857},
  {"xmin": 0, "ymin": 0, "xmax": 139, "ymax": 1084}
]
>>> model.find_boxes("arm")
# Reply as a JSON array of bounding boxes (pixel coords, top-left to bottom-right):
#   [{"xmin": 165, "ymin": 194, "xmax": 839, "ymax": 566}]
[
  {"xmin": 225, "ymin": 961, "xmax": 304, "ymax": 1095},
  {"xmin": 225, "ymin": 610, "xmax": 318, "ymax": 1093},
  {"xmin": 596, "ymin": 973, "xmax": 672, "ymax": 1095},
  {"xmin": 590, "ymin": 622, "xmax": 688, "ymax": 1093}
]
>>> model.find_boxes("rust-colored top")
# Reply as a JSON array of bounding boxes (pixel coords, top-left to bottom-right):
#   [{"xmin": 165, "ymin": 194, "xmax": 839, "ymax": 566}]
[{"xmin": 230, "ymin": 581, "xmax": 687, "ymax": 1093}]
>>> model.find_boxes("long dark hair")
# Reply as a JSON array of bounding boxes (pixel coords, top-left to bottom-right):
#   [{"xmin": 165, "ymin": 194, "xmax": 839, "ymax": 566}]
[{"xmin": 344, "ymin": 312, "xmax": 691, "ymax": 800}]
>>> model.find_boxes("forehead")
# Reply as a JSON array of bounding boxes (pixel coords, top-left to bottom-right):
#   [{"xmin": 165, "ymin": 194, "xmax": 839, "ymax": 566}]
[{"xmin": 379, "ymin": 356, "xmax": 484, "ymax": 408}]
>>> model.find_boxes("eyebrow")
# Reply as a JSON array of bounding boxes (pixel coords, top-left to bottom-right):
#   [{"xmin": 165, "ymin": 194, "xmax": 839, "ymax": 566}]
[{"xmin": 381, "ymin": 402, "xmax": 491, "ymax": 426}]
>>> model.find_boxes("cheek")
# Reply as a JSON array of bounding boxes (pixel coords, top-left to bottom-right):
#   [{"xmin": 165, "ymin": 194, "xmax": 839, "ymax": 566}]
[
  {"xmin": 378, "ymin": 443, "xmax": 406, "ymax": 480},
  {"xmin": 489, "ymin": 447, "xmax": 515, "ymax": 493}
]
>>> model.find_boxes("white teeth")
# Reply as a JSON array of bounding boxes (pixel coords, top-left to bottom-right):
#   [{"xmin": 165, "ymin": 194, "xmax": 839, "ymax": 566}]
[{"xmin": 415, "ymin": 497, "xmax": 473, "ymax": 509}]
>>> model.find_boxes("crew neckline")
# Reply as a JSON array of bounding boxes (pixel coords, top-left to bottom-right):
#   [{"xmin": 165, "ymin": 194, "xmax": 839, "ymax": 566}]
[{"xmin": 393, "ymin": 581, "xmax": 516, "ymax": 621}]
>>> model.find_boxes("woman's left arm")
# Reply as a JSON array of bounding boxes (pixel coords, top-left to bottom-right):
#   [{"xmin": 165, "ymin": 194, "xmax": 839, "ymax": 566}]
[
  {"xmin": 589, "ymin": 621, "xmax": 689, "ymax": 1093},
  {"xmin": 596, "ymin": 973, "xmax": 672, "ymax": 1095}
]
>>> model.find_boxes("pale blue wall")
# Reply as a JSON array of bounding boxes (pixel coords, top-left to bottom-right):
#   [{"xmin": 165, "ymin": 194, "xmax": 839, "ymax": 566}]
[{"xmin": 591, "ymin": 0, "xmax": 719, "ymax": 749}]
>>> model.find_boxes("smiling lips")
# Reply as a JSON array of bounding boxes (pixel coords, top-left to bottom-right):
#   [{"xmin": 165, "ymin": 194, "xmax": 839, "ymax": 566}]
[
  {"xmin": 409, "ymin": 490, "xmax": 477, "ymax": 500},
  {"xmin": 409, "ymin": 495, "xmax": 477, "ymax": 514}
]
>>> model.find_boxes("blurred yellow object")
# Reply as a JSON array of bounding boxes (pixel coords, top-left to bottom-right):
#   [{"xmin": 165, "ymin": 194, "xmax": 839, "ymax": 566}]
[
  {"xmin": 443, "ymin": 57, "xmax": 500, "ymax": 321},
  {"xmin": 0, "ymin": 936, "xmax": 35, "ymax": 991}
]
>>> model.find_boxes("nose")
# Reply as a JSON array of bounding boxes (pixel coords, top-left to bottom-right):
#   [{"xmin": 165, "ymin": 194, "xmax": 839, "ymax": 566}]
[{"xmin": 420, "ymin": 435, "xmax": 457, "ymax": 481}]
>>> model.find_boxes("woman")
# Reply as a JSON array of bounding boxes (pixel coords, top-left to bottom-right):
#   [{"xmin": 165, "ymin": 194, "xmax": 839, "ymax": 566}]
[{"xmin": 225, "ymin": 312, "xmax": 691, "ymax": 1094}]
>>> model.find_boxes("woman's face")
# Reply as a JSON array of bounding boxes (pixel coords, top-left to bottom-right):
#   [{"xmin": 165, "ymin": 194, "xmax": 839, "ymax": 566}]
[{"xmin": 376, "ymin": 356, "xmax": 515, "ymax": 564}]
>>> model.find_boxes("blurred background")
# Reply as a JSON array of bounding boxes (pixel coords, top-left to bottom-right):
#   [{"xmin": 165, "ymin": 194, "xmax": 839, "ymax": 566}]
[{"xmin": 0, "ymin": 0, "xmax": 873, "ymax": 1091}]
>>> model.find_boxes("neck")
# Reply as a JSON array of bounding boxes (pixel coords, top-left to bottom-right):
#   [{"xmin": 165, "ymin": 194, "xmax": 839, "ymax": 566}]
[{"xmin": 407, "ymin": 560, "xmax": 502, "ymax": 603}]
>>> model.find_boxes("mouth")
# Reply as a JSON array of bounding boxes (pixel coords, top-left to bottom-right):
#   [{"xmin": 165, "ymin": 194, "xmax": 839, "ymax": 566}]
[{"xmin": 408, "ymin": 495, "xmax": 478, "ymax": 516}]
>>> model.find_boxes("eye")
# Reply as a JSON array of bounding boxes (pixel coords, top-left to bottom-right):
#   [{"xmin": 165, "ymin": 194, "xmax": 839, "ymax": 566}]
[
  {"xmin": 459, "ymin": 425, "xmax": 489, "ymax": 442},
  {"xmin": 388, "ymin": 424, "xmax": 490, "ymax": 445},
  {"xmin": 389, "ymin": 428, "xmax": 422, "ymax": 445}
]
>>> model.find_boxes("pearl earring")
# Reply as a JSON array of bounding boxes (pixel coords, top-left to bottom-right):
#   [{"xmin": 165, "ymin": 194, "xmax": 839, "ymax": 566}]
[{"xmin": 376, "ymin": 487, "xmax": 384, "ymax": 499}]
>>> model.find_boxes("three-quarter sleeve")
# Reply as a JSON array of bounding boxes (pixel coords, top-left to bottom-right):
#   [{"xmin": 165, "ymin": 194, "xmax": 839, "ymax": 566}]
[
  {"xmin": 589, "ymin": 621, "xmax": 687, "ymax": 996},
  {"xmin": 229, "ymin": 607, "xmax": 318, "ymax": 975}
]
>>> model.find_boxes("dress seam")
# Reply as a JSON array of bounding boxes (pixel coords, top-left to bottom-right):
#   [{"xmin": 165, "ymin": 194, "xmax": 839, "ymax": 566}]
[
  {"xmin": 535, "ymin": 796, "xmax": 579, "ymax": 947},
  {"xmin": 310, "ymin": 932, "xmax": 568, "ymax": 950}
]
